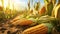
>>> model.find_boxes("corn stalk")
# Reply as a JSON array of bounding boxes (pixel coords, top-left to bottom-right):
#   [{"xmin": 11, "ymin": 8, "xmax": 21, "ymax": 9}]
[
  {"xmin": 34, "ymin": 0, "xmax": 40, "ymax": 11},
  {"xmin": 28, "ymin": 0, "xmax": 30, "ymax": 11},
  {"xmin": 52, "ymin": 0, "xmax": 56, "ymax": 6},
  {"xmin": 44, "ymin": 0, "xmax": 54, "ymax": 16}
]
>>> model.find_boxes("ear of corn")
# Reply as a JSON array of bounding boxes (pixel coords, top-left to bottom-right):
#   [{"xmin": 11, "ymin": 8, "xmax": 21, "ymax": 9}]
[
  {"xmin": 38, "ymin": 6, "xmax": 46, "ymax": 16},
  {"xmin": 18, "ymin": 19, "xmax": 33, "ymax": 26},
  {"xmin": 22, "ymin": 24, "xmax": 48, "ymax": 34},
  {"xmin": 10, "ymin": 18, "xmax": 33, "ymax": 26}
]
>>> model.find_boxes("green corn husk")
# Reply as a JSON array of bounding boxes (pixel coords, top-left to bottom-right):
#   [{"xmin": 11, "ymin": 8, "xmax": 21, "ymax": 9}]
[
  {"xmin": 36, "ymin": 15, "xmax": 58, "ymax": 33},
  {"xmin": 47, "ymin": 2, "xmax": 53, "ymax": 16}
]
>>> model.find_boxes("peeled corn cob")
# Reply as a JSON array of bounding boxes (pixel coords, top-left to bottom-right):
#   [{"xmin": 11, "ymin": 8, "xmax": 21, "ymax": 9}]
[
  {"xmin": 10, "ymin": 18, "xmax": 33, "ymax": 26},
  {"xmin": 22, "ymin": 24, "xmax": 48, "ymax": 34}
]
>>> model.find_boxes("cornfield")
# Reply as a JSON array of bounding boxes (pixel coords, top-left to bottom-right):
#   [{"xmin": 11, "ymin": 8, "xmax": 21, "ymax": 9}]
[{"xmin": 0, "ymin": 0, "xmax": 60, "ymax": 34}]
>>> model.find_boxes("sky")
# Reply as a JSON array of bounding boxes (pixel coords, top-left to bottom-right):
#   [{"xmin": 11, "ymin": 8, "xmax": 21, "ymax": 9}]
[
  {"xmin": 14, "ymin": 0, "xmax": 44, "ymax": 10},
  {"xmin": 0, "ymin": 0, "xmax": 58, "ymax": 11},
  {"xmin": 0, "ymin": 0, "xmax": 44, "ymax": 10},
  {"xmin": 13, "ymin": 0, "xmax": 58, "ymax": 10}
]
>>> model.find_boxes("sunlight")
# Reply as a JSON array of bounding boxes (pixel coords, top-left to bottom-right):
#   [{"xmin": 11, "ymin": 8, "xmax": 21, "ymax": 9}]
[
  {"xmin": 13, "ymin": 0, "xmax": 20, "ymax": 3},
  {"xmin": 0, "ymin": 0, "xmax": 27, "ymax": 10},
  {"xmin": 0, "ymin": 0, "xmax": 2, "ymax": 6},
  {"xmin": 13, "ymin": 0, "xmax": 27, "ymax": 10},
  {"xmin": 4, "ymin": 0, "xmax": 8, "ymax": 9},
  {"xmin": 9, "ymin": 0, "xmax": 13, "ymax": 10},
  {"xmin": 3, "ymin": 0, "xmax": 14, "ymax": 10}
]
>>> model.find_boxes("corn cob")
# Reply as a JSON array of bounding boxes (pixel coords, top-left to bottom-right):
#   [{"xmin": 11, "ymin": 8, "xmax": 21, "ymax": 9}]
[
  {"xmin": 38, "ymin": 6, "xmax": 46, "ymax": 16},
  {"xmin": 10, "ymin": 17, "xmax": 33, "ymax": 26},
  {"xmin": 22, "ymin": 24, "xmax": 48, "ymax": 34}
]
